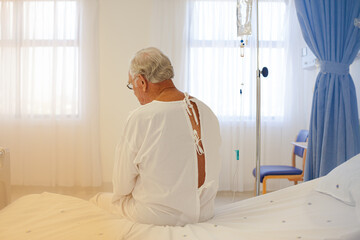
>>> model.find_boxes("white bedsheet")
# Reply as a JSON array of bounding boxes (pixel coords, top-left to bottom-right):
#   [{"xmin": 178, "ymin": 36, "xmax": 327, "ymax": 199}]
[{"xmin": 0, "ymin": 178, "xmax": 359, "ymax": 240}]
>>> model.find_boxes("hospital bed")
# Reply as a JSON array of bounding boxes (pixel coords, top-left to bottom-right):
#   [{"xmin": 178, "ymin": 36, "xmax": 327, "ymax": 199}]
[{"xmin": 0, "ymin": 155, "xmax": 359, "ymax": 240}]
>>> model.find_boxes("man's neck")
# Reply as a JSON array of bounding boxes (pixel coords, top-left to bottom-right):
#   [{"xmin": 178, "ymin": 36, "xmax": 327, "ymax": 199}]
[{"xmin": 151, "ymin": 80, "xmax": 184, "ymax": 102}]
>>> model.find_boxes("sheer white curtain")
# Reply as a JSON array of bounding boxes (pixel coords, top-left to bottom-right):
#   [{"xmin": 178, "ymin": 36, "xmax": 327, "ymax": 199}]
[
  {"xmin": 153, "ymin": 0, "xmax": 307, "ymax": 192},
  {"xmin": 151, "ymin": 0, "xmax": 189, "ymax": 91},
  {"xmin": 0, "ymin": 0, "xmax": 102, "ymax": 187}
]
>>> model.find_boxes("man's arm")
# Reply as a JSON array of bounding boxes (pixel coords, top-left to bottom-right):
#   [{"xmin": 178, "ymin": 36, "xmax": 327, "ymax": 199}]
[{"xmin": 112, "ymin": 139, "xmax": 139, "ymax": 198}]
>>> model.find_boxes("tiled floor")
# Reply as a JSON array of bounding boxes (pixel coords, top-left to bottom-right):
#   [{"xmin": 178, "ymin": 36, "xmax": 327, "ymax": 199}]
[
  {"xmin": 9, "ymin": 185, "xmax": 254, "ymax": 208},
  {"xmin": 215, "ymin": 191, "xmax": 254, "ymax": 208}
]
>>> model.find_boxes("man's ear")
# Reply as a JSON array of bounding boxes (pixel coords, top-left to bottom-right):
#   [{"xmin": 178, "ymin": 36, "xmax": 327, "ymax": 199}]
[{"xmin": 138, "ymin": 75, "xmax": 148, "ymax": 92}]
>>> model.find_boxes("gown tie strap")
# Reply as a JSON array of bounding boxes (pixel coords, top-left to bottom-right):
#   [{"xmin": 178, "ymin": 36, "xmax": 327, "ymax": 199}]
[
  {"xmin": 193, "ymin": 130, "xmax": 204, "ymax": 155},
  {"xmin": 183, "ymin": 92, "xmax": 199, "ymax": 125}
]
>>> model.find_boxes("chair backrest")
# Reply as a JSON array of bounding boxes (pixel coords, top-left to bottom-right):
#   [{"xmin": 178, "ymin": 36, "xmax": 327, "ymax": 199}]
[{"xmin": 294, "ymin": 129, "xmax": 309, "ymax": 157}]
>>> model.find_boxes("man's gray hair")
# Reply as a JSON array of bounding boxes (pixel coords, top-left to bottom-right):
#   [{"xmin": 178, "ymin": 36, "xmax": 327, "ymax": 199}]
[{"xmin": 129, "ymin": 47, "xmax": 174, "ymax": 83}]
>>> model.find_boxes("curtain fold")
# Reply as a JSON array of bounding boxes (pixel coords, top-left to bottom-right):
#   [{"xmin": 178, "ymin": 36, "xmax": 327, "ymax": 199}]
[
  {"xmin": 0, "ymin": 0, "xmax": 102, "ymax": 187},
  {"xmin": 151, "ymin": 0, "xmax": 189, "ymax": 91},
  {"xmin": 295, "ymin": 0, "xmax": 360, "ymax": 180},
  {"xmin": 152, "ymin": 0, "xmax": 308, "ymax": 191}
]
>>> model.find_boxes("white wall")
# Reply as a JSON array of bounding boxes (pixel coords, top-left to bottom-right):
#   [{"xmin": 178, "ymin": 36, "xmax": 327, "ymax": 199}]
[
  {"xmin": 351, "ymin": 57, "xmax": 360, "ymax": 110},
  {"xmin": 99, "ymin": 0, "xmax": 153, "ymax": 183}
]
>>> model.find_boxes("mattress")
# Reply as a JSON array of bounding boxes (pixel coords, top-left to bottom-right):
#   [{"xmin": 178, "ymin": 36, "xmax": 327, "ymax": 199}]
[{"xmin": 0, "ymin": 177, "xmax": 359, "ymax": 240}]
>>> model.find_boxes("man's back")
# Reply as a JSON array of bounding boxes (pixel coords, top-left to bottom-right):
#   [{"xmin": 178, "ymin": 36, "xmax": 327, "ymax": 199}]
[{"xmin": 112, "ymin": 96, "xmax": 221, "ymax": 226}]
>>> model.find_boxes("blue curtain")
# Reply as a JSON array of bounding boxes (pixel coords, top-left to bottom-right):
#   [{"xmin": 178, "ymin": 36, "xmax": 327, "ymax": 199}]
[{"xmin": 295, "ymin": 0, "xmax": 360, "ymax": 180}]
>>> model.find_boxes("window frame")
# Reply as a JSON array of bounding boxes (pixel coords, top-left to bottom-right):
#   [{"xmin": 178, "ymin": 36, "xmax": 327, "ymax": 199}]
[
  {"xmin": 186, "ymin": 0, "xmax": 287, "ymax": 120},
  {"xmin": 0, "ymin": 0, "xmax": 80, "ymax": 118}
]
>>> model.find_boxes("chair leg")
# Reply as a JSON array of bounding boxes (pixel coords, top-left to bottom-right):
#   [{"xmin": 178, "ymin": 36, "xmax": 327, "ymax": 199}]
[
  {"xmin": 262, "ymin": 179, "xmax": 267, "ymax": 194},
  {"xmin": 254, "ymin": 180, "xmax": 256, "ymax": 196}
]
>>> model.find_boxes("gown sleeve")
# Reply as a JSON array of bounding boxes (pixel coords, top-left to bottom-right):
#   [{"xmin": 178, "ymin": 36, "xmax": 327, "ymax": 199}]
[{"xmin": 112, "ymin": 114, "xmax": 140, "ymax": 201}]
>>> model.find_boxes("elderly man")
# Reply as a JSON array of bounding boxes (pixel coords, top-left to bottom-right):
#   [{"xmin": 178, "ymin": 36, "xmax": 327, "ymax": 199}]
[{"xmin": 92, "ymin": 47, "xmax": 221, "ymax": 226}]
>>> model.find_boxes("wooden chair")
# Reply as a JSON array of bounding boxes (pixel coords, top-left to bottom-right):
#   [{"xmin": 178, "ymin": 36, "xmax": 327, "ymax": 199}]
[
  {"xmin": 0, "ymin": 148, "xmax": 11, "ymax": 209},
  {"xmin": 252, "ymin": 129, "xmax": 309, "ymax": 194}
]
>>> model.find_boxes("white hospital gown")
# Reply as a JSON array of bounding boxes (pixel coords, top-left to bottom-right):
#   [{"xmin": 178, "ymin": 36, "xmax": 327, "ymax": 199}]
[{"xmin": 112, "ymin": 95, "xmax": 221, "ymax": 226}]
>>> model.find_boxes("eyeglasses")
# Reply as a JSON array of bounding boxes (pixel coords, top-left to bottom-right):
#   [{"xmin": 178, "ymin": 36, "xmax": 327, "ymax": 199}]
[
  {"xmin": 127, "ymin": 82, "xmax": 133, "ymax": 90},
  {"xmin": 127, "ymin": 75, "xmax": 139, "ymax": 90}
]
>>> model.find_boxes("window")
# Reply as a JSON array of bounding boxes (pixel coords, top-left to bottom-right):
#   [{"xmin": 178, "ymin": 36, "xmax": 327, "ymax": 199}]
[
  {"xmin": 0, "ymin": 0, "xmax": 79, "ymax": 117},
  {"xmin": 187, "ymin": 0, "xmax": 287, "ymax": 120}
]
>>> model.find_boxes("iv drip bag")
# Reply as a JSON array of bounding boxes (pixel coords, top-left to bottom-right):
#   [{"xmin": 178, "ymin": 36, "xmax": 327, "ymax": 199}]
[{"xmin": 237, "ymin": 0, "xmax": 253, "ymax": 36}]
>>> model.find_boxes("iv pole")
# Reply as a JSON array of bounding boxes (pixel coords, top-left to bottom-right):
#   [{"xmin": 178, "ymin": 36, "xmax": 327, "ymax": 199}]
[
  {"xmin": 255, "ymin": 0, "xmax": 268, "ymax": 196},
  {"xmin": 237, "ymin": 0, "xmax": 268, "ymax": 196},
  {"xmin": 255, "ymin": 0, "xmax": 261, "ymax": 196}
]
